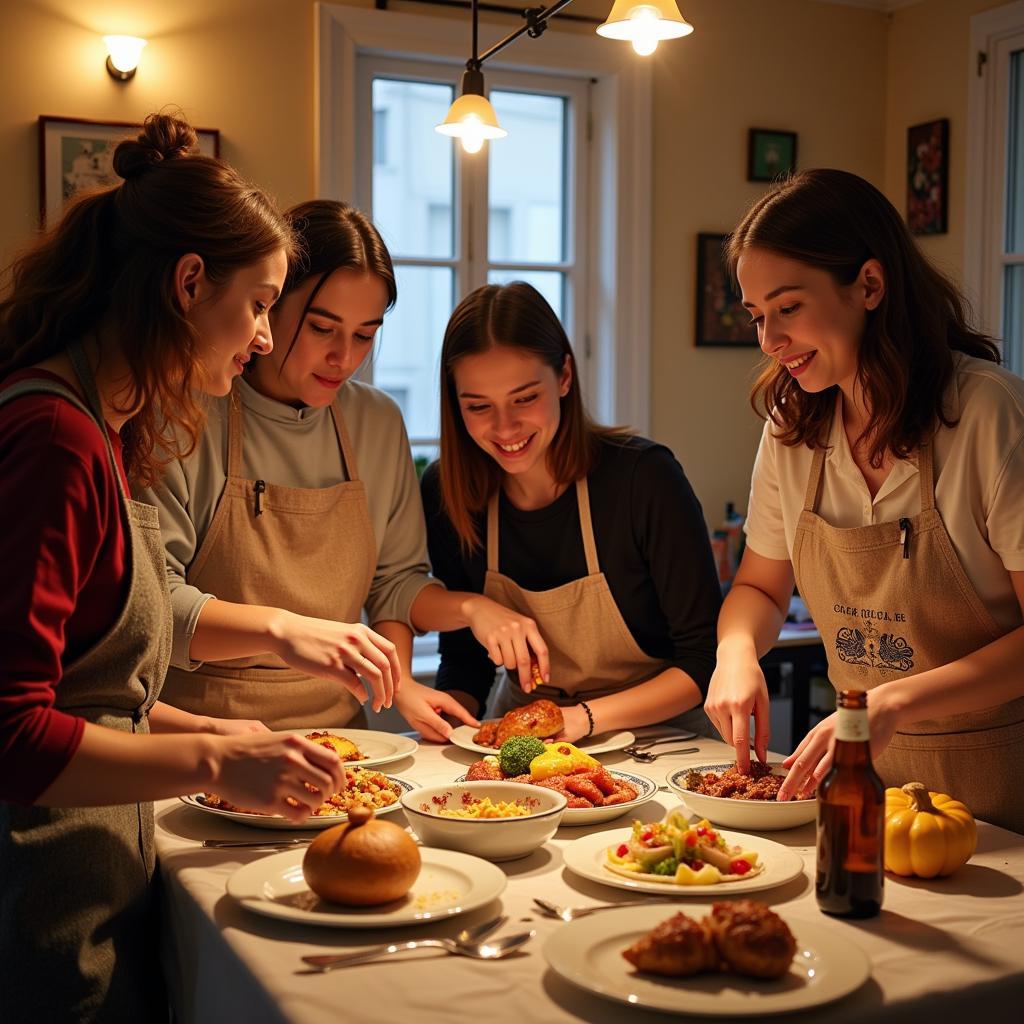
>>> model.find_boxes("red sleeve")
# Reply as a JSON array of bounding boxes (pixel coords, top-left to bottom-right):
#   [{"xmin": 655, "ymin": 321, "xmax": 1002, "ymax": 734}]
[{"xmin": 0, "ymin": 380, "xmax": 127, "ymax": 805}]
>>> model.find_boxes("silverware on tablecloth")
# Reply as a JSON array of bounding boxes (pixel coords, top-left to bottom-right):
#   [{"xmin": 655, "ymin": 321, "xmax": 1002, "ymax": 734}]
[
  {"xmin": 624, "ymin": 745, "xmax": 700, "ymax": 763},
  {"xmin": 300, "ymin": 929, "xmax": 535, "ymax": 971},
  {"xmin": 534, "ymin": 897, "xmax": 679, "ymax": 922},
  {"xmin": 201, "ymin": 838, "xmax": 312, "ymax": 849},
  {"xmin": 456, "ymin": 915, "xmax": 508, "ymax": 945},
  {"xmin": 622, "ymin": 732, "xmax": 698, "ymax": 752}
]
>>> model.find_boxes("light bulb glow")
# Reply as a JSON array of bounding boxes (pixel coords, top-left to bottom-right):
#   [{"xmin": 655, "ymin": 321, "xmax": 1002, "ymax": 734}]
[
  {"xmin": 459, "ymin": 115, "xmax": 486, "ymax": 154},
  {"xmin": 629, "ymin": 9, "xmax": 661, "ymax": 55},
  {"xmin": 103, "ymin": 35, "xmax": 147, "ymax": 74}
]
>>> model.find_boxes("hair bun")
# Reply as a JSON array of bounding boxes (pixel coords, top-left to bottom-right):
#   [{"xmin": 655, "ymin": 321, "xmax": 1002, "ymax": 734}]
[{"xmin": 113, "ymin": 113, "xmax": 199, "ymax": 180}]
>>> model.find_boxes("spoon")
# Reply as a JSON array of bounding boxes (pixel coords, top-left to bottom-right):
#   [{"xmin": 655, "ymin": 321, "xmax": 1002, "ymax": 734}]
[
  {"xmin": 534, "ymin": 897, "xmax": 676, "ymax": 921},
  {"xmin": 300, "ymin": 929, "xmax": 535, "ymax": 971}
]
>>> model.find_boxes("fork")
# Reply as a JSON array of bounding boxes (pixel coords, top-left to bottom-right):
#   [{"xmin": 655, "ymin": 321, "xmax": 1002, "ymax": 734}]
[
  {"xmin": 534, "ymin": 897, "xmax": 679, "ymax": 921},
  {"xmin": 623, "ymin": 732, "xmax": 698, "ymax": 752},
  {"xmin": 300, "ymin": 929, "xmax": 534, "ymax": 971},
  {"xmin": 625, "ymin": 745, "xmax": 700, "ymax": 763}
]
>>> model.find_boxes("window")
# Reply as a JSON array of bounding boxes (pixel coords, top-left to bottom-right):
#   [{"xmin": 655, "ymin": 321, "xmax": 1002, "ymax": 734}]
[
  {"xmin": 966, "ymin": 3, "xmax": 1024, "ymax": 374},
  {"xmin": 372, "ymin": 108, "xmax": 389, "ymax": 167},
  {"xmin": 355, "ymin": 57, "xmax": 588, "ymax": 449}
]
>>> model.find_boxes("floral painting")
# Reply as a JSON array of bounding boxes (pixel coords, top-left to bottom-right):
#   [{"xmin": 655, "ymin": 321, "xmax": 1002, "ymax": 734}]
[{"xmin": 907, "ymin": 118, "xmax": 948, "ymax": 236}]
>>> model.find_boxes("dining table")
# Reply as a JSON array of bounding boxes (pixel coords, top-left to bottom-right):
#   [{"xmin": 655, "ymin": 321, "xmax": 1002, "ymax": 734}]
[{"xmin": 155, "ymin": 730, "xmax": 1024, "ymax": 1023}]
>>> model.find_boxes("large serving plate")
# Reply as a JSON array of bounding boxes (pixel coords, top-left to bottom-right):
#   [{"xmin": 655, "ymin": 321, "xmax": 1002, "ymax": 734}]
[
  {"xmin": 226, "ymin": 846, "xmax": 506, "ymax": 928},
  {"xmin": 455, "ymin": 768, "xmax": 658, "ymax": 827},
  {"xmin": 450, "ymin": 725, "xmax": 634, "ymax": 757},
  {"xmin": 544, "ymin": 904, "xmax": 870, "ymax": 1016},
  {"xmin": 281, "ymin": 728, "xmax": 418, "ymax": 769},
  {"xmin": 562, "ymin": 825, "xmax": 804, "ymax": 896},
  {"xmin": 179, "ymin": 775, "xmax": 417, "ymax": 831},
  {"xmin": 666, "ymin": 763, "xmax": 816, "ymax": 831}
]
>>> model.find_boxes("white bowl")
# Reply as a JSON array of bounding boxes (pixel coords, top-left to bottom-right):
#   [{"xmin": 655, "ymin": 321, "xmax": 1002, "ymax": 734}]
[
  {"xmin": 455, "ymin": 769, "xmax": 657, "ymax": 827},
  {"xmin": 665, "ymin": 762, "xmax": 817, "ymax": 831},
  {"xmin": 401, "ymin": 781, "xmax": 567, "ymax": 861}
]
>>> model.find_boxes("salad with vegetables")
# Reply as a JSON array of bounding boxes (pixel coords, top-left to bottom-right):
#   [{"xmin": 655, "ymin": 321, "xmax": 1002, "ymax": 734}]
[{"xmin": 605, "ymin": 810, "xmax": 763, "ymax": 885}]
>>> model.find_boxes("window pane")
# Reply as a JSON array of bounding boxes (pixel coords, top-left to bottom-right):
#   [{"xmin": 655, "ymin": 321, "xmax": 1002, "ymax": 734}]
[
  {"xmin": 374, "ymin": 265, "xmax": 453, "ymax": 440},
  {"xmin": 487, "ymin": 268, "xmax": 564, "ymax": 321},
  {"xmin": 488, "ymin": 91, "xmax": 567, "ymax": 264},
  {"xmin": 1004, "ymin": 264, "xmax": 1024, "ymax": 375},
  {"xmin": 372, "ymin": 79, "xmax": 455, "ymax": 259},
  {"xmin": 1008, "ymin": 50, "xmax": 1024, "ymax": 253}
]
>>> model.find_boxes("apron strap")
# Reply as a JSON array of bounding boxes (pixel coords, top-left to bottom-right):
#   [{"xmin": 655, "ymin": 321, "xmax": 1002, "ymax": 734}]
[
  {"xmin": 486, "ymin": 492, "xmax": 500, "ymax": 574},
  {"xmin": 802, "ymin": 446, "xmax": 828, "ymax": 513},
  {"xmin": 329, "ymin": 399, "xmax": 360, "ymax": 481},
  {"xmin": 575, "ymin": 477, "xmax": 601, "ymax": 577},
  {"xmin": 226, "ymin": 384, "xmax": 245, "ymax": 479},
  {"xmin": 917, "ymin": 442, "xmax": 937, "ymax": 512},
  {"xmin": 65, "ymin": 342, "xmax": 131, "ymax": 507}
]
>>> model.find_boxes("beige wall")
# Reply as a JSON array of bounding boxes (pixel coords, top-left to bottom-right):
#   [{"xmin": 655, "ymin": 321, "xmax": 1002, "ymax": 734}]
[{"xmin": 0, "ymin": 0, "xmax": 989, "ymax": 528}]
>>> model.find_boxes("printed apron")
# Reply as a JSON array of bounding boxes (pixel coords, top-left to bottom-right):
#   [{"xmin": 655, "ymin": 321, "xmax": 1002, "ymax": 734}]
[
  {"xmin": 486, "ymin": 477, "xmax": 713, "ymax": 735},
  {"xmin": 160, "ymin": 384, "xmax": 376, "ymax": 729},
  {"xmin": 0, "ymin": 343, "xmax": 171, "ymax": 1021},
  {"xmin": 793, "ymin": 441, "xmax": 1024, "ymax": 834}
]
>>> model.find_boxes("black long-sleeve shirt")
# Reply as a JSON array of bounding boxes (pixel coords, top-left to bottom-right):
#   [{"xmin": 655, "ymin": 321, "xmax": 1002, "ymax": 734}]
[{"xmin": 421, "ymin": 435, "xmax": 721, "ymax": 711}]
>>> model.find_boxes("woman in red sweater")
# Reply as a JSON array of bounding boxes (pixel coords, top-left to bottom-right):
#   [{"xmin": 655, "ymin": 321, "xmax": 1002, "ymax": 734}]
[{"xmin": 0, "ymin": 114, "xmax": 348, "ymax": 1021}]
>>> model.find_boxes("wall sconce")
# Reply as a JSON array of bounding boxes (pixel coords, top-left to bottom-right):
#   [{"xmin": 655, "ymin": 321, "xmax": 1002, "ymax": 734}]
[
  {"xmin": 436, "ymin": 0, "xmax": 692, "ymax": 152},
  {"xmin": 103, "ymin": 35, "xmax": 147, "ymax": 82}
]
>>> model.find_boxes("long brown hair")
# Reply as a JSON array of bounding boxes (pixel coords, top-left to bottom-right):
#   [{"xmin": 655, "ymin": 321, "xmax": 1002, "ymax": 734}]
[
  {"xmin": 727, "ymin": 169, "xmax": 999, "ymax": 467},
  {"xmin": 0, "ymin": 112, "xmax": 294, "ymax": 485},
  {"xmin": 439, "ymin": 282, "xmax": 627, "ymax": 551},
  {"xmin": 275, "ymin": 200, "xmax": 397, "ymax": 365}
]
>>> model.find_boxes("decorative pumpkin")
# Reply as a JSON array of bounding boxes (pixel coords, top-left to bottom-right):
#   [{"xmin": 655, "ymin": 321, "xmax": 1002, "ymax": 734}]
[{"xmin": 884, "ymin": 782, "xmax": 976, "ymax": 878}]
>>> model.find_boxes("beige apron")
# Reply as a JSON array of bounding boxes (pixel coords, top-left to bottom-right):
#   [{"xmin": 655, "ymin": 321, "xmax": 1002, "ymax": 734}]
[
  {"xmin": 485, "ymin": 477, "xmax": 712, "ymax": 735},
  {"xmin": 0, "ymin": 344, "xmax": 171, "ymax": 1021},
  {"xmin": 793, "ymin": 439, "xmax": 1024, "ymax": 834},
  {"xmin": 160, "ymin": 383, "xmax": 375, "ymax": 728}
]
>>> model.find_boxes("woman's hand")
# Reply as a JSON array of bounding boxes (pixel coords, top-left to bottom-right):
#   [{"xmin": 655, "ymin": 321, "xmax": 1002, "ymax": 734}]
[
  {"xmin": 209, "ymin": 732, "xmax": 348, "ymax": 822},
  {"xmin": 461, "ymin": 595, "xmax": 549, "ymax": 692},
  {"xmin": 705, "ymin": 641, "xmax": 771, "ymax": 771},
  {"xmin": 552, "ymin": 704, "xmax": 590, "ymax": 744},
  {"xmin": 204, "ymin": 716, "xmax": 269, "ymax": 736},
  {"xmin": 778, "ymin": 689, "xmax": 902, "ymax": 801},
  {"xmin": 394, "ymin": 680, "xmax": 480, "ymax": 743},
  {"xmin": 269, "ymin": 612, "xmax": 400, "ymax": 713}
]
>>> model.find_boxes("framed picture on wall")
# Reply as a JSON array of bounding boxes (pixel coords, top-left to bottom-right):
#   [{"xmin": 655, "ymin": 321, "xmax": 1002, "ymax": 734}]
[
  {"xmin": 747, "ymin": 128, "xmax": 797, "ymax": 182},
  {"xmin": 38, "ymin": 116, "xmax": 220, "ymax": 226},
  {"xmin": 695, "ymin": 233, "xmax": 758, "ymax": 348},
  {"xmin": 906, "ymin": 117, "xmax": 948, "ymax": 236}
]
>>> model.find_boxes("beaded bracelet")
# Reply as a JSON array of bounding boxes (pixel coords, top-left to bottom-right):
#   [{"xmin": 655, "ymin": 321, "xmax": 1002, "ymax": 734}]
[{"xmin": 579, "ymin": 701, "xmax": 595, "ymax": 738}]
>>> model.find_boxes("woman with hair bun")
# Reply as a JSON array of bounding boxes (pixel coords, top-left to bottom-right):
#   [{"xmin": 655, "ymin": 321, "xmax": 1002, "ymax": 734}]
[
  {"xmin": 705, "ymin": 169, "xmax": 1024, "ymax": 833},
  {"xmin": 0, "ymin": 113, "xmax": 348, "ymax": 1020},
  {"xmin": 421, "ymin": 282, "xmax": 721, "ymax": 741}
]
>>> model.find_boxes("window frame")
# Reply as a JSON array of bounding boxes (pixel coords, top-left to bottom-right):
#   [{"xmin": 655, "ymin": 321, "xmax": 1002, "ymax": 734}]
[
  {"xmin": 316, "ymin": 1, "xmax": 654, "ymax": 433},
  {"xmin": 965, "ymin": 1, "xmax": 1024, "ymax": 370}
]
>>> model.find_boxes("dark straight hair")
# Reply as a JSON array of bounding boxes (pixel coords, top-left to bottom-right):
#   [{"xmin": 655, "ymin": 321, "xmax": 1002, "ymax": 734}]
[
  {"xmin": 0, "ymin": 112, "xmax": 295, "ymax": 485},
  {"xmin": 275, "ymin": 200, "xmax": 397, "ymax": 365},
  {"xmin": 727, "ymin": 168, "xmax": 999, "ymax": 467},
  {"xmin": 438, "ymin": 281, "xmax": 628, "ymax": 551}
]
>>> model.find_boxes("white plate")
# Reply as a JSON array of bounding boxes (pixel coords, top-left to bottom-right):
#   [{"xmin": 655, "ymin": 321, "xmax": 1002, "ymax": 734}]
[
  {"xmin": 280, "ymin": 728, "xmax": 418, "ymax": 769},
  {"xmin": 544, "ymin": 904, "xmax": 870, "ymax": 1016},
  {"xmin": 455, "ymin": 768, "xmax": 658, "ymax": 826},
  {"xmin": 666, "ymin": 763, "xmax": 817, "ymax": 831},
  {"xmin": 179, "ymin": 775, "xmax": 417, "ymax": 831},
  {"xmin": 226, "ymin": 846, "xmax": 507, "ymax": 927},
  {"xmin": 562, "ymin": 825, "xmax": 805, "ymax": 896},
  {"xmin": 450, "ymin": 724, "xmax": 634, "ymax": 757}
]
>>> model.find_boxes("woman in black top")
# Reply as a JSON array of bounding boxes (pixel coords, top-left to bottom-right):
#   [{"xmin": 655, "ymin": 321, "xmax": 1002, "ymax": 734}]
[{"xmin": 422, "ymin": 282, "xmax": 720, "ymax": 742}]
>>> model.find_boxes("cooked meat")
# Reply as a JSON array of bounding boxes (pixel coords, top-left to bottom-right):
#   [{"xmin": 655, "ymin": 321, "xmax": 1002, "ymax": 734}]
[
  {"xmin": 621, "ymin": 912, "xmax": 717, "ymax": 977},
  {"xmin": 305, "ymin": 731, "xmax": 363, "ymax": 762},
  {"xmin": 686, "ymin": 763, "xmax": 788, "ymax": 801},
  {"xmin": 472, "ymin": 720, "xmax": 500, "ymax": 747},
  {"xmin": 465, "ymin": 759, "xmax": 504, "ymax": 781},
  {"xmin": 706, "ymin": 900, "xmax": 796, "ymax": 979},
  {"xmin": 494, "ymin": 699, "xmax": 564, "ymax": 746}
]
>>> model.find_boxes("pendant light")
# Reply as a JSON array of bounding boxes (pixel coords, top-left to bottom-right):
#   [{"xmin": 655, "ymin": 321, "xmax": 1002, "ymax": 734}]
[{"xmin": 597, "ymin": 0, "xmax": 693, "ymax": 57}]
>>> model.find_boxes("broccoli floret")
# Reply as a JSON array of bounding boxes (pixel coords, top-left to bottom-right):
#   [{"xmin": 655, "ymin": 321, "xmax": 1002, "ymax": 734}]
[
  {"xmin": 652, "ymin": 856, "xmax": 679, "ymax": 876},
  {"xmin": 498, "ymin": 736, "xmax": 548, "ymax": 777}
]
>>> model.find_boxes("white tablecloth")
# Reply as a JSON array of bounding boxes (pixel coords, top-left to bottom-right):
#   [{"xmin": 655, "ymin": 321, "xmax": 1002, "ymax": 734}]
[{"xmin": 155, "ymin": 735, "xmax": 1024, "ymax": 1023}]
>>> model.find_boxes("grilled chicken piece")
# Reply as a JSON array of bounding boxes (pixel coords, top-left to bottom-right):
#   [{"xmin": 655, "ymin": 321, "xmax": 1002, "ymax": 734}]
[
  {"xmin": 621, "ymin": 913, "xmax": 717, "ymax": 977},
  {"xmin": 472, "ymin": 720, "xmax": 500, "ymax": 747},
  {"xmin": 706, "ymin": 900, "xmax": 796, "ymax": 979},
  {"xmin": 306, "ymin": 731, "xmax": 363, "ymax": 762},
  {"xmin": 494, "ymin": 699, "xmax": 563, "ymax": 746}
]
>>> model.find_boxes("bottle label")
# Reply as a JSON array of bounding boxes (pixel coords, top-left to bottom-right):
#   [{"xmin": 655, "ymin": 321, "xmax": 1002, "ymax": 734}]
[{"xmin": 835, "ymin": 707, "xmax": 870, "ymax": 743}]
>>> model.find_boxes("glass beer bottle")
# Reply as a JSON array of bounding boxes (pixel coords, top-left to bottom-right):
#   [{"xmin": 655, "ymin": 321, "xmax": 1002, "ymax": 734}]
[{"xmin": 815, "ymin": 689, "xmax": 884, "ymax": 918}]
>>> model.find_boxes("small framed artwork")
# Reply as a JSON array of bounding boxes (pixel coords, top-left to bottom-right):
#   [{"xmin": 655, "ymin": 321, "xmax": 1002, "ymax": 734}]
[
  {"xmin": 747, "ymin": 128, "xmax": 797, "ymax": 182},
  {"xmin": 695, "ymin": 233, "xmax": 758, "ymax": 348},
  {"xmin": 38, "ymin": 116, "xmax": 220, "ymax": 227},
  {"xmin": 906, "ymin": 118, "xmax": 949, "ymax": 236}
]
